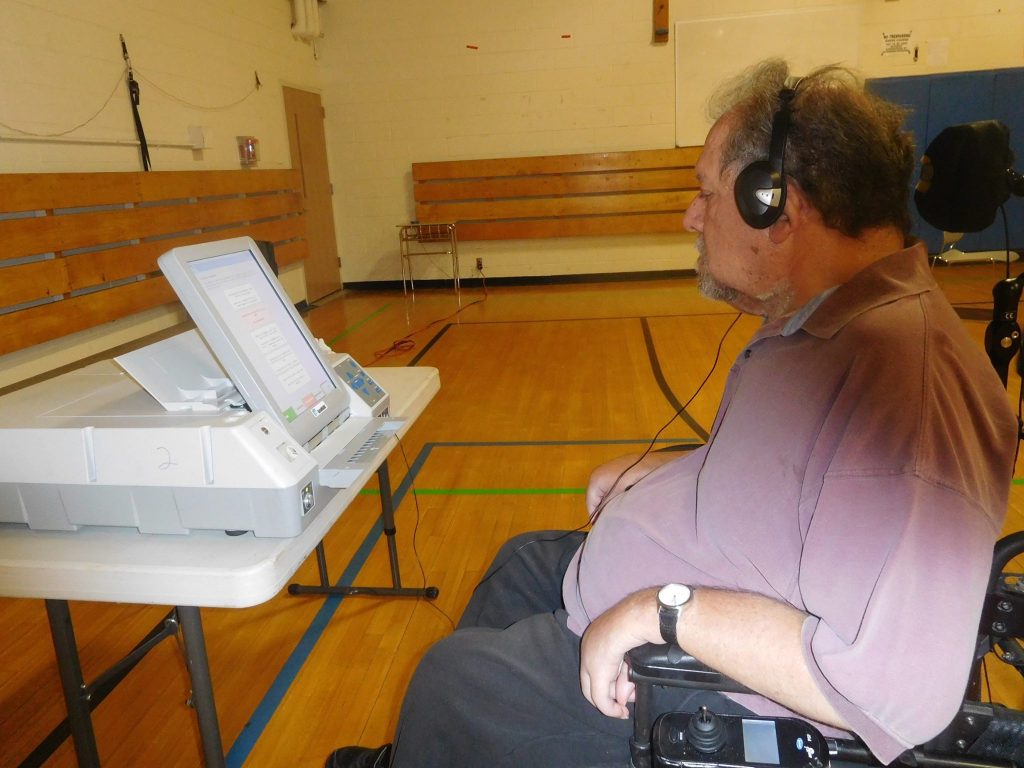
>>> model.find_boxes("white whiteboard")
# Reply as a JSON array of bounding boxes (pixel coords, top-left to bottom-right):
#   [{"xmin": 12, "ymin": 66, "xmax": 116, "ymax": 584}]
[{"xmin": 675, "ymin": 6, "xmax": 863, "ymax": 147}]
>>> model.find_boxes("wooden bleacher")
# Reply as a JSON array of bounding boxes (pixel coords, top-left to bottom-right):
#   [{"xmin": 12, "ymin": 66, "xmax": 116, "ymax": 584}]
[
  {"xmin": 0, "ymin": 170, "xmax": 307, "ymax": 357},
  {"xmin": 411, "ymin": 146, "xmax": 701, "ymax": 241}
]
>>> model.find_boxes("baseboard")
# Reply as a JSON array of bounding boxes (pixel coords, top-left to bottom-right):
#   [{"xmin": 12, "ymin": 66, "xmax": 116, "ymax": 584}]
[
  {"xmin": 932, "ymin": 249, "xmax": 1021, "ymax": 266},
  {"xmin": 343, "ymin": 269, "xmax": 696, "ymax": 292}
]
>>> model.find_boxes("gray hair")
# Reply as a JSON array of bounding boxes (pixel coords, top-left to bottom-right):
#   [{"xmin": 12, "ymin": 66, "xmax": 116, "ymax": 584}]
[{"xmin": 708, "ymin": 59, "xmax": 916, "ymax": 237}]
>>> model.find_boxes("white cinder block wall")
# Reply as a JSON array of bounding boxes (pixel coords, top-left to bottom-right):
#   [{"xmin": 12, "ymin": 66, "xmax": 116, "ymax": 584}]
[
  {"xmin": 317, "ymin": 0, "xmax": 1024, "ymax": 285},
  {"xmin": 0, "ymin": 1, "xmax": 317, "ymax": 174},
  {"xmin": 0, "ymin": 0, "xmax": 321, "ymax": 388},
  {"xmin": 1, "ymin": 0, "xmax": 1022, "ymax": 387},
  {"xmin": 317, "ymin": 0, "xmax": 684, "ymax": 285}
]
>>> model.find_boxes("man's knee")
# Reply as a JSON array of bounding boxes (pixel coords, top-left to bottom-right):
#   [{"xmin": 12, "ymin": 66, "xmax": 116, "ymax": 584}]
[
  {"xmin": 492, "ymin": 530, "xmax": 584, "ymax": 576},
  {"xmin": 493, "ymin": 530, "xmax": 573, "ymax": 561},
  {"xmin": 411, "ymin": 627, "xmax": 496, "ymax": 692}
]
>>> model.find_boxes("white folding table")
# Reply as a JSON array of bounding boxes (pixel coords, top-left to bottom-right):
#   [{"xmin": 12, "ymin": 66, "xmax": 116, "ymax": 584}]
[{"xmin": 0, "ymin": 365, "xmax": 440, "ymax": 767}]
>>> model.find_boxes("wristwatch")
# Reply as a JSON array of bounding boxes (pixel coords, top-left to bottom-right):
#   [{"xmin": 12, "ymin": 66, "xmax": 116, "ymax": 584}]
[{"xmin": 657, "ymin": 583, "xmax": 693, "ymax": 647}]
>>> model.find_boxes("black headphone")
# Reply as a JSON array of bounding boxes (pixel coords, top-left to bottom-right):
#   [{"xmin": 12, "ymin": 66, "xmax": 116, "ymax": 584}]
[{"xmin": 734, "ymin": 86, "xmax": 799, "ymax": 229}]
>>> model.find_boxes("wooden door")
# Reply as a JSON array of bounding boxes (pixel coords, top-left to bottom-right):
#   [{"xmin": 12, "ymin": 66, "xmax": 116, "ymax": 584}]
[{"xmin": 283, "ymin": 86, "xmax": 342, "ymax": 301}]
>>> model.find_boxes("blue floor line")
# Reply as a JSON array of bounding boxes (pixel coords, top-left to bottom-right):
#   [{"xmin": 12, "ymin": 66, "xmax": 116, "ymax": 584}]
[{"xmin": 225, "ymin": 444, "xmax": 434, "ymax": 766}]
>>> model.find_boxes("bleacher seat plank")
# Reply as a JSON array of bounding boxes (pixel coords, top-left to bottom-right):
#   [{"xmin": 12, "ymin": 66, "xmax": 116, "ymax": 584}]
[
  {"xmin": 412, "ymin": 146, "xmax": 702, "ymax": 240},
  {"xmin": 0, "ymin": 169, "xmax": 308, "ymax": 356}
]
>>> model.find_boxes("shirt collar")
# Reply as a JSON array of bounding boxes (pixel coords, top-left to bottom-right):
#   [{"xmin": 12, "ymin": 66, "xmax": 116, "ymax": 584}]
[
  {"xmin": 754, "ymin": 241, "xmax": 933, "ymax": 342},
  {"xmin": 781, "ymin": 286, "xmax": 838, "ymax": 336}
]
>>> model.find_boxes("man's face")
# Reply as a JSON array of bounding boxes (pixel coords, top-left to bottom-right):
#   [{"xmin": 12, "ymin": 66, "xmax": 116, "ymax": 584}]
[{"xmin": 684, "ymin": 117, "xmax": 793, "ymax": 317}]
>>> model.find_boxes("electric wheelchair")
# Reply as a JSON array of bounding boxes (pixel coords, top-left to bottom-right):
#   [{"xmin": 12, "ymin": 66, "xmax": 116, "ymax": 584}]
[{"xmin": 623, "ymin": 531, "xmax": 1024, "ymax": 768}]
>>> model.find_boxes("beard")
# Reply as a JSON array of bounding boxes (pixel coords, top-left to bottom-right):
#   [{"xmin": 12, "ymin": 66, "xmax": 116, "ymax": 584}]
[
  {"xmin": 694, "ymin": 235, "xmax": 794, "ymax": 319},
  {"xmin": 695, "ymin": 236, "xmax": 744, "ymax": 305}
]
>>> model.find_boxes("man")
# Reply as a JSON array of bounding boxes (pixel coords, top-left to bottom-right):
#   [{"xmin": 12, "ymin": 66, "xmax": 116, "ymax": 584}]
[{"xmin": 328, "ymin": 59, "xmax": 1017, "ymax": 768}]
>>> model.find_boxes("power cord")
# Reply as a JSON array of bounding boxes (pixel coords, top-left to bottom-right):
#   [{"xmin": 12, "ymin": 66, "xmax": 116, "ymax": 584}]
[
  {"xmin": 389, "ymin": 309, "xmax": 743, "ymax": 630},
  {"xmin": 133, "ymin": 67, "xmax": 261, "ymax": 111},
  {"xmin": 373, "ymin": 271, "xmax": 489, "ymax": 361},
  {"xmin": 0, "ymin": 66, "xmax": 126, "ymax": 138},
  {"xmin": 396, "ymin": 435, "xmax": 456, "ymax": 632},
  {"xmin": 461, "ymin": 312, "xmax": 743, "ymax": 610},
  {"xmin": 585, "ymin": 311, "xmax": 743, "ymax": 527},
  {"xmin": 0, "ymin": 62, "xmax": 260, "ymax": 139},
  {"xmin": 574, "ymin": 312, "xmax": 742, "ymax": 622}
]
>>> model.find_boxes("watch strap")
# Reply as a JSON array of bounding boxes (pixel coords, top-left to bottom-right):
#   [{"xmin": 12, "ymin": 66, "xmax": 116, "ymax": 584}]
[{"xmin": 659, "ymin": 604, "xmax": 680, "ymax": 646}]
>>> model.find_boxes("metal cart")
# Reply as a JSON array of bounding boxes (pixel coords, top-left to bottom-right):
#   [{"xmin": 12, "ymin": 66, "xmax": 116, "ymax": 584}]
[{"xmin": 398, "ymin": 222, "xmax": 460, "ymax": 303}]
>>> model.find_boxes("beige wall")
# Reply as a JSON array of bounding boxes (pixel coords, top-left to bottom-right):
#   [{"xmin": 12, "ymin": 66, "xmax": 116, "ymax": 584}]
[
  {"xmin": 0, "ymin": 0, "xmax": 320, "ymax": 173},
  {"xmin": 861, "ymin": 0, "xmax": 1024, "ymax": 78},
  {"xmin": 317, "ymin": 0, "xmax": 684, "ymax": 285},
  {"xmin": 0, "ymin": 0, "xmax": 322, "ymax": 388},
  {"xmin": 318, "ymin": 0, "xmax": 1024, "ymax": 285},
  {"xmin": 1, "ymin": 0, "xmax": 1023, "ymax": 387}
]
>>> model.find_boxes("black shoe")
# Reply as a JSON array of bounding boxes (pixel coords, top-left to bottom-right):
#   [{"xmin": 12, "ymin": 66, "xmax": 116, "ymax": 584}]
[{"xmin": 325, "ymin": 744, "xmax": 392, "ymax": 768}]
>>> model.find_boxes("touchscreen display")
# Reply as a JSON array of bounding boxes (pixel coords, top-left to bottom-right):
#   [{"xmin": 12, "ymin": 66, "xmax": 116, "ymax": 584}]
[{"xmin": 188, "ymin": 249, "xmax": 335, "ymax": 423}]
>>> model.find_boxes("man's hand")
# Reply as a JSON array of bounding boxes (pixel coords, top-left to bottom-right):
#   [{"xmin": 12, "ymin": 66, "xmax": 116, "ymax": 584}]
[
  {"xmin": 579, "ymin": 588, "xmax": 660, "ymax": 718},
  {"xmin": 580, "ymin": 586, "xmax": 850, "ymax": 730},
  {"xmin": 586, "ymin": 453, "xmax": 677, "ymax": 516}
]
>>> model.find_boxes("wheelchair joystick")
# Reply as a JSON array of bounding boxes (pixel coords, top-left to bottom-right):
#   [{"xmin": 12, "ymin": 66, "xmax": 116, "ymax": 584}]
[{"xmin": 686, "ymin": 706, "xmax": 727, "ymax": 754}]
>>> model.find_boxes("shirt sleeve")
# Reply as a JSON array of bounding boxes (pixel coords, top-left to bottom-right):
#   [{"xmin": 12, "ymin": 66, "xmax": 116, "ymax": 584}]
[{"xmin": 798, "ymin": 472, "xmax": 997, "ymax": 763}]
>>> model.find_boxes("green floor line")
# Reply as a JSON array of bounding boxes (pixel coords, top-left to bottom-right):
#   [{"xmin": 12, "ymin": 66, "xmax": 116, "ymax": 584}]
[
  {"xmin": 413, "ymin": 487, "xmax": 585, "ymax": 495},
  {"xmin": 326, "ymin": 303, "xmax": 391, "ymax": 346},
  {"xmin": 360, "ymin": 487, "xmax": 585, "ymax": 495}
]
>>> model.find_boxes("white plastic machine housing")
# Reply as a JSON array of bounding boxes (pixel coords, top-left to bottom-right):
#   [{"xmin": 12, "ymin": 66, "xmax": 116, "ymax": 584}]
[
  {"xmin": 0, "ymin": 360, "xmax": 326, "ymax": 537},
  {"xmin": 0, "ymin": 237, "xmax": 398, "ymax": 537}
]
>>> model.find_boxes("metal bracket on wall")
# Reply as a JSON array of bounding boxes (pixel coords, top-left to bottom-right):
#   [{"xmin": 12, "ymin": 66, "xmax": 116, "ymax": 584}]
[{"xmin": 654, "ymin": 0, "xmax": 669, "ymax": 43}]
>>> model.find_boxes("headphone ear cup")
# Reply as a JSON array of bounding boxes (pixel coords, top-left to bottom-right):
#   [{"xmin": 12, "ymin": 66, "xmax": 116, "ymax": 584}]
[{"xmin": 734, "ymin": 160, "xmax": 786, "ymax": 229}]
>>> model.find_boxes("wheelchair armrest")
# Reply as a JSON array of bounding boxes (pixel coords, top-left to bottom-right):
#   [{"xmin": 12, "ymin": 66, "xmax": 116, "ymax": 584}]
[
  {"xmin": 990, "ymin": 531, "xmax": 1024, "ymax": 583},
  {"xmin": 626, "ymin": 643, "xmax": 753, "ymax": 694},
  {"xmin": 971, "ymin": 531, "xmax": 1024, "ymax": 690}
]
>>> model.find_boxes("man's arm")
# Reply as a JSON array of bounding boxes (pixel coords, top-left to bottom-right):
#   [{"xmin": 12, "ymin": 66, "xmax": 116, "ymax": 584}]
[
  {"xmin": 586, "ymin": 452, "xmax": 680, "ymax": 515},
  {"xmin": 579, "ymin": 586, "xmax": 849, "ymax": 728}
]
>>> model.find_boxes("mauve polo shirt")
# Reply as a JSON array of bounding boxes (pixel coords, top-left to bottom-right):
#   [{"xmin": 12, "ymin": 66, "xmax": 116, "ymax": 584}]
[{"xmin": 563, "ymin": 242, "xmax": 1017, "ymax": 762}]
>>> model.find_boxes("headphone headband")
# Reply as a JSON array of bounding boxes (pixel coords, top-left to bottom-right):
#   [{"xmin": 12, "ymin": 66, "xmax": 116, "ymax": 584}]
[
  {"xmin": 733, "ymin": 84, "xmax": 799, "ymax": 229},
  {"xmin": 767, "ymin": 87, "xmax": 797, "ymax": 175}
]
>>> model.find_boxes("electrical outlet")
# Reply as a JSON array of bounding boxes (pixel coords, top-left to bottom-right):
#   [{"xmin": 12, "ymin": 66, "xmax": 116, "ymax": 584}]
[{"xmin": 475, "ymin": 257, "xmax": 483, "ymax": 272}]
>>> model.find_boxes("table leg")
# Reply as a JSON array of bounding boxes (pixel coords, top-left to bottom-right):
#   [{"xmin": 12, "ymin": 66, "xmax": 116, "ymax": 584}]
[
  {"xmin": 315, "ymin": 541, "xmax": 330, "ymax": 586},
  {"xmin": 288, "ymin": 460, "xmax": 438, "ymax": 599},
  {"xmin": 177, "ymin": 606, "xmax": 226, "ymax": 768},
  {"xmin": 45, "ymin": 599, "xmax": 101, "ymax": 768},
  {"xmin": 377, "ymin": 459, "xmax": 403, "ymax": 587}
]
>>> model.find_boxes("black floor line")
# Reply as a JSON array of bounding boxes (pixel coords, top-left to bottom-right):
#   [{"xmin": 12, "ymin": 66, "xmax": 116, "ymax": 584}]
[
  {"xmin": 409, "ymin": 323, "xmax": 453, "ymax": 366},
  {"xmin": 640, "ymin": 317, "xmax": 710, "ymax": 441},
  {"xmin": 404, "ymin": 317, "xmax": 712, "ymax": 441}
]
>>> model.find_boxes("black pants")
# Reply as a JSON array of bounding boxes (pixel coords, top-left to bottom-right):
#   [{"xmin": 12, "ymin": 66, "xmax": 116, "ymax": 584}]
[{"xmin": 390, "ymin": 531, "xmax": 750, "ymax": 768}]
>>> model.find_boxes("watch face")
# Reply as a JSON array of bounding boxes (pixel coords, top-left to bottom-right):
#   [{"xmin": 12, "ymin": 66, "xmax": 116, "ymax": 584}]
[{"xmin": 659, "ymin": 583, "xmax": 691, "ymax": 608}]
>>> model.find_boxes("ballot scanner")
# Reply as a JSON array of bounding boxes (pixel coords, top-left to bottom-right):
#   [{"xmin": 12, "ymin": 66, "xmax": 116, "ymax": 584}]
[{"xmin": 0, "ymin": 237, "xmax": 398, "ymax": 537}]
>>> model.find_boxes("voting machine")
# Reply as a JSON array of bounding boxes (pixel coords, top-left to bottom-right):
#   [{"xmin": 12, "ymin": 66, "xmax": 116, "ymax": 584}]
[{"xmin": 0, "ymin": 237, "xmax": 398, "ymax": 537}]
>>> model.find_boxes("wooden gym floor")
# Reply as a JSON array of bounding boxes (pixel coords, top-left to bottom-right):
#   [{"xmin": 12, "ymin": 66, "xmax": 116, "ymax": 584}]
[{"xmin": 1, "ymin": 264, "xmax": 1022, "ymax": 767}]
